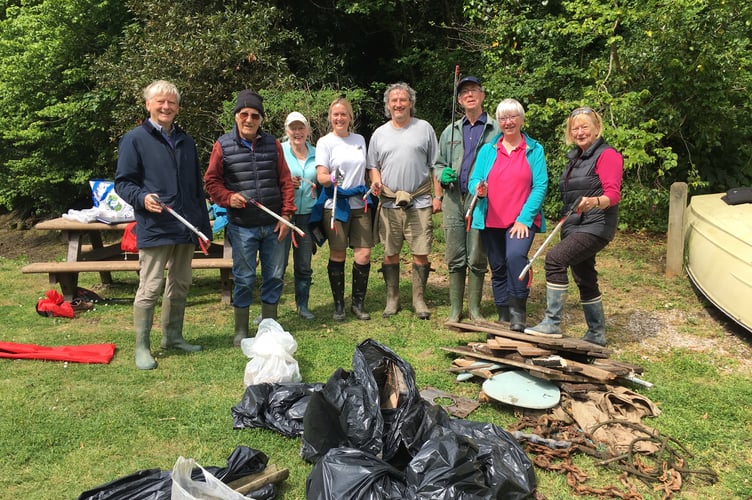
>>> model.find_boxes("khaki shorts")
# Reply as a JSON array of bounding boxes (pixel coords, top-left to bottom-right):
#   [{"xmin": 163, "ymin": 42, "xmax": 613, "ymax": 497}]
[
  {"xmin": 379, "ymin": 206, "xmax": 433, "ymax": 256},
  {"xmin": 323, "ymin": 208, "xmax": 373, "ymax": 251}
]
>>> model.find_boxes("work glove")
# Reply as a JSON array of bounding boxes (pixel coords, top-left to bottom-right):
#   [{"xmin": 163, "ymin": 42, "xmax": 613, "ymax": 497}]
[{"xmin": 439, "ymin": 167, "xmax": 458, "ymax": 187}]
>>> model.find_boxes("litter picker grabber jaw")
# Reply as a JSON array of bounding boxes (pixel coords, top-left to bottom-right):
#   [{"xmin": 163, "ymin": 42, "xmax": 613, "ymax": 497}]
[
  {"xmin": 517, "ymin": 197, "xmax": 583, "ymax": 285},
  {"xmin": 150, "ymin": 195, "xmax": 210, "ymax": 255}
]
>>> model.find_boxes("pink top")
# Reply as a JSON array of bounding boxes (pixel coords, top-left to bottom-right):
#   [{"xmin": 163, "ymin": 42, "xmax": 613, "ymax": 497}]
[
  {"xmin": 595, "ymin": 148, "xmax": 623, "ymax": 205},
  {"xmin": 485, "ymin": 136, "xmax": 542, "ymax": 229}
]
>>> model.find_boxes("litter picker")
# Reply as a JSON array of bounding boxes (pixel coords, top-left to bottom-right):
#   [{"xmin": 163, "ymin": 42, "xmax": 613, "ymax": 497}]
[
  {"xmin": 241, "ymin": 194, "xmax": 306, "ymax": 238},
  {"xmin": 300, "ymin": 177, "xmax": 317, "ymax": 198},
  {"xmin": 448, "ymin": 65, "xmax": 460, "ymax": 192},
  {"xmin": 362, "ymin": 184, "xmax": 377, "ymax": 212},
  {"xmin": 330, "ymin": 170, "xmax": 340, "ymax": 231},
  {"xmin": 464, "ymin": 181, "xmax": 484, "ymax": 231},
  {"xmin": 517, "ymin": 197, "xmax": 583, "ymax": 283},
  {"xmin": 150, "ymin": 195, "xmax": 210, "ymax": 255}
]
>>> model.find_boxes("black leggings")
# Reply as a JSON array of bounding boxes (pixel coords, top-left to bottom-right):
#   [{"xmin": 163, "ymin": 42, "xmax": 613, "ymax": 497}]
[{"xmin": 544, "ymin": 232, "xmax": 609, "ymax": 302}]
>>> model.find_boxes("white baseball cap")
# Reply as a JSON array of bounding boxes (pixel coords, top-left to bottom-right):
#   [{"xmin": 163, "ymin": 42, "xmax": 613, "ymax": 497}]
[{"xmin": 284, "ymin": 111, "xmax": 309, "ymax": 128}]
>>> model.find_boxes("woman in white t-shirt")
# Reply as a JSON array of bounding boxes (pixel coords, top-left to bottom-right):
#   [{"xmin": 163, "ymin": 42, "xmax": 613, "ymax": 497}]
[{"xmin": 315, "ymin": 98, "xmax": 380, "ymax": 321}]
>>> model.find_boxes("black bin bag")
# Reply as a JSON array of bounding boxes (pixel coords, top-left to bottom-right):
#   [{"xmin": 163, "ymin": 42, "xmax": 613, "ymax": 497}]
[
  {"xmin": 306, "ymin": 447, "xmax": 407, "ymax": 500},
  {"xmin": 232, "ymin": 382, "xmax": 323, "ymax": 437},
  {"xmin": 301, "ymin": 339, "xmax": 429, "ymax": 464}
]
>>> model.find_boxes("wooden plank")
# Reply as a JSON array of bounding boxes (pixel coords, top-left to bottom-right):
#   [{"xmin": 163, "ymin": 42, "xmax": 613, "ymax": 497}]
[
  {"xmin": 22, "ymin": 258, "xmax": 232, "ymax": 274},
  {"xmin": 441, "ymin": 346, "xmax": 591, "ymax": 383},
  {"xmin": 446, "ymin": 320, "xmax": 611, "ymax": 358},
  {"xmin": 227, "ymin": 465, "xmax": 289, "ymax": 495}
]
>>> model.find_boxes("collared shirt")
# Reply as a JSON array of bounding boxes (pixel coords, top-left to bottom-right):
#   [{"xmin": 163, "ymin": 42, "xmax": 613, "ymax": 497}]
[
  {"xmin": 149, "ymin": 119, "xmax": 176, "ymax": 149},
  {"xmin": 459, "ymin": 112, "xmax": 488, "ymax": 193}
]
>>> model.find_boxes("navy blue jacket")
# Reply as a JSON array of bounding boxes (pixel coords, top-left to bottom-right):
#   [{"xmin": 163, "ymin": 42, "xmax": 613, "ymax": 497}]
[{"xmin": 115, "ymin": 120, "xmax": 211, "ymax": 248}]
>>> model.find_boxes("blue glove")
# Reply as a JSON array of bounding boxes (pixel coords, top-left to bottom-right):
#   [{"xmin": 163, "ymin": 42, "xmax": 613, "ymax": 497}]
[{"xmin": 440, "ymin": 167, "xmax": 458, "ymax": 186}]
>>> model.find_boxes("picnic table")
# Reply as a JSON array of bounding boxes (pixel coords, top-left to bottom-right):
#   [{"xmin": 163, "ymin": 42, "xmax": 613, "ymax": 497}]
[{"xmin": 21, "ymin": 218, "xmax": 234, "ymax": 304}]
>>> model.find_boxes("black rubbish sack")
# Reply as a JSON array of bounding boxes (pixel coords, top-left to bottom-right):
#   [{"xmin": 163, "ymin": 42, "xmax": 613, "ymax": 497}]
[
  {"xmin": 306, "ymin": 447, "xmax": 407, "ymax": 500},
  {"xmin": 354, "ymin": 338, "xmax": 430, "ymax": 466},
  {"xmin": 301, "ymin": 367, "xmax": 384, "ymax": 463},
  {"xmin": 232, "ymin": 382, "xmax": 323, "ymax": 438},
  {"xmin": 77, "ymin": 445, "xmax": 269, "ymax": 500},
  {"xmin": 301, "ymin": 338, "xmax": 430, "ymax": 465},
  {"xmin": 404, "ymin": 431, "xmax": 491, "ymax": 499},
  {"xmin": 414, "ymin": 405, "xmax": 537, "ymax": 499}
]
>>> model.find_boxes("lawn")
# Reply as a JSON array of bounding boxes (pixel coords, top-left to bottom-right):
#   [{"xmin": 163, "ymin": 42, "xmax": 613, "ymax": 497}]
[{"xmin": 1, "ymin": 217, "xmax": 750, "ymax": 499}]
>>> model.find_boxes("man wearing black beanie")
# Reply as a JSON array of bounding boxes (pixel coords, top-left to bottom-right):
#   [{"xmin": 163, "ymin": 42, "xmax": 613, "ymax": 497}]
[{"xmin": 205, "ymin": 89, "xmax": 295, "ymax": 346}]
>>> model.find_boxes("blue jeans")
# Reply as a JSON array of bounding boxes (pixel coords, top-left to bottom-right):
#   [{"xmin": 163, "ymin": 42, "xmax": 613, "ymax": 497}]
[
  {"xmin": 227, "ymin": 223, "xmax": 286, "ymax": 308},
  {"xmin": 481, "ymin": 226, "xmax": 537, "ymax": 305}
]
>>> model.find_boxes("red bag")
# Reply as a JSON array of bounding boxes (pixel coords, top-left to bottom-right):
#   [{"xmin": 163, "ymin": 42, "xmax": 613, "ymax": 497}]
[{"xmin": 121, "ymin": 221, "xmax": 137, "ymax": 254}]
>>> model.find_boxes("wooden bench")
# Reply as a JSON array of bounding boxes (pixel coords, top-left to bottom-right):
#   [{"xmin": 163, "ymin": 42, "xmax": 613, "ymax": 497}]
[{"xmin": 22, "ymin": 257, "xmax": 234, "ymax": 304}]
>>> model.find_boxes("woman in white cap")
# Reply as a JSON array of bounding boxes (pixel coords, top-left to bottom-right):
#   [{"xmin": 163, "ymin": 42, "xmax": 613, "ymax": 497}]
[{"xmin": 281, "ymin": 111, "xmax": 318, "ymax": 319}]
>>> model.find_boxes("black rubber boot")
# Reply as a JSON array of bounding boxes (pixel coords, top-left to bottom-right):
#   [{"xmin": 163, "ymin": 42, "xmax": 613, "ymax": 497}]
[
  {"xmin": 509, "ymin": 296, "xmax": 527, "ymax": 332},
  {"xmin": 495, "ymin": 304, "xmax": 510, "ymax": 324},
  {"xmin": 351, "ymin": 262, "xmax": 371, "ymax": 320},
  {"xmin": 328, "ymin": 260, "xmax": 346, "ymax": 321}
]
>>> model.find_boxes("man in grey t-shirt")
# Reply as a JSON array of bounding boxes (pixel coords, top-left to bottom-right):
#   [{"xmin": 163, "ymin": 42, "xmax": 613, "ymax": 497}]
[{"xmin": 368, "ymin": 82, "xmax": 440, "ymax": 319}]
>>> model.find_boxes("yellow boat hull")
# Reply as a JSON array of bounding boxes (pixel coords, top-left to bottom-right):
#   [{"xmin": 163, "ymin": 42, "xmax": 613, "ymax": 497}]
[{"xmin": 684, "ymin": 193, "xmax": 752, "ymax": 332}]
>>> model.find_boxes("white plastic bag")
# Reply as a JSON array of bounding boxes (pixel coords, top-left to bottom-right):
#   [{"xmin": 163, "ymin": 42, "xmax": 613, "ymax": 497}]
[
  {"xmin": 241, "ymin": 318, "xmax": 302, "ymax": 387},
  {"xmin": 171, "ymin": 456, "xmax": 247, "ymax": 500},
  {"xmin": 89, "ymin": 179, "xmax": 134, "ymax": 222}
]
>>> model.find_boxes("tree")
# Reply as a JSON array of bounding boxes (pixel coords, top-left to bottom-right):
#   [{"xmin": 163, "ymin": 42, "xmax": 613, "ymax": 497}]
[{"xmin": 0, "ymin": 0, "xmax": 130, "ymax": 215}]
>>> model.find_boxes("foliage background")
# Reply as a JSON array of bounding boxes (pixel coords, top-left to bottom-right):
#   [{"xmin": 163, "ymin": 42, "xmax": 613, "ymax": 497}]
[{"xmin": 2, "ymin": 0, "xmax": 752, "ymax": 230}]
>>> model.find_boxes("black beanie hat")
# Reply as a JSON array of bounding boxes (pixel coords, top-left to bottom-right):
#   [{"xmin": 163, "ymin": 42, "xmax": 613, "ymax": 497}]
[{"xmin": 234, "ymin": 90, "xmax": 265, "ymax": 117}]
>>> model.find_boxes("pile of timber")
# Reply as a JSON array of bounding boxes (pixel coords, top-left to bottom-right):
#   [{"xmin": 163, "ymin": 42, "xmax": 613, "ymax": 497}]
[{"xmin": 443, "ymin": 320, "xmax": 648, "ymax": 387}]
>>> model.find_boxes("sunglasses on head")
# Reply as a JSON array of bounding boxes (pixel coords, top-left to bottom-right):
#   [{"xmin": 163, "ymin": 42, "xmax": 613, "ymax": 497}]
[
  {"xmin": 238, "ymin": 111, "xmax": 261, "ymax": 121},
  {"xmin": 570, "ymin": 107, "xmax": 594, "ymax": 118}
]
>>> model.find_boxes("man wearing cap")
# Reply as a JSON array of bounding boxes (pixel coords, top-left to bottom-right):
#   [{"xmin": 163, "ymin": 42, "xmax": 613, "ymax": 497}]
[
  {"xmin": 434, "ymin": 76, "xmax": 500, "ymax": 324},
  {"xmin": 204, "ymin": 89, "xmax": 295, "ymax": 346}
]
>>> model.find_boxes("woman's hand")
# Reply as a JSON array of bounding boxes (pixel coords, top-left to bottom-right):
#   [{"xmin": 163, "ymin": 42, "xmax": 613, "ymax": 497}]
[{"xmin": 508, "ymin": 221, "xmax": 529, "ymax": 239}]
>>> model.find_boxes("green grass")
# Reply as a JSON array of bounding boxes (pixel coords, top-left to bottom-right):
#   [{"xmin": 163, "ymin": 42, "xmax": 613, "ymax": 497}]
[{"xmin": 1, "ymin": 224, "xmax": 751, "ymax": 499}]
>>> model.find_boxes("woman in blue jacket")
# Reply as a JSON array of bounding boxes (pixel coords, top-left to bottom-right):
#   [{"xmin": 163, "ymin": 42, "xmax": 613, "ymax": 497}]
[
  {"xmin": 468, "ymin": 99, "xmax": 547, "ymax": 331},
  {"xmin": 281, "ymin": 112, "xmax": 318, "ymax": 319}
]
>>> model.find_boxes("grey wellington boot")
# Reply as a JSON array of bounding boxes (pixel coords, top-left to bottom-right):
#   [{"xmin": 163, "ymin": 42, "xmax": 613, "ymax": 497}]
[
  {"xmin": 350, "ymin": 262, "xmax": 371, "ymax": 320},
  {"xmin": 382, "ymin": 263, "xmax": 401, "ymax": 318},
  {"xmin": 582, "ymin": 297, "xmax": 607, "ymax": 346},
  {"xmin": 134, "ymin": 305, "xmax": 157, "ymax": 370},
  {"xmin": 412, "ymin": 263, "xmax": 431, "ymax": 320},
  {"xmin": 233, "ymin": 306, "xmax": 250, "ymax": 347},
  {"xmin": 508, "ymin": 296, "xmax": 527, "ymax": 332},
  {"xmin": 295, "ymin": 278, "xmax": 315, "ymax": 320},
  {"xmin": 446, "ymin": 270, "xmax": 466, "ymax": 323},
  {"xmin": 328, "ymin": 260, "xmax": 346, "ymax": 321},
  {"xmin": 524, "ymin": 283, "xmax": 567, "ymax": 338},
  {"xmin": 160, "ymin": 298, "xmax": 202, "ymax": 352},
  {"xmin": 467, "ymin": 271, "xmax": 485, "ymax": 321}
]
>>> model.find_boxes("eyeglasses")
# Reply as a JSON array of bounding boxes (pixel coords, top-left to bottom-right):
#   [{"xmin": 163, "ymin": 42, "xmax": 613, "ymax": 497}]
[
  {"xmin": 238, "ymin": 111, "xmax": 262, "ymax": 121},
  {"xmin": 570, "ymin": 107, "xmax": 594, "ymax": 118},
  {"xmin": 459, "ymin": 87, "xmax": 483, "ymax": 96},
  {"xmin": 498, "ymin": 114, "xmax": 519, "ymax": 123}
]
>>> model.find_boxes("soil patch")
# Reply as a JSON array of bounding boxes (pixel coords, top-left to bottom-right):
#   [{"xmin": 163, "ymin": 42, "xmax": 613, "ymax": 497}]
[{"xmin": 0, "ymin": 212, "xmax": 67, "ymax": 262}]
